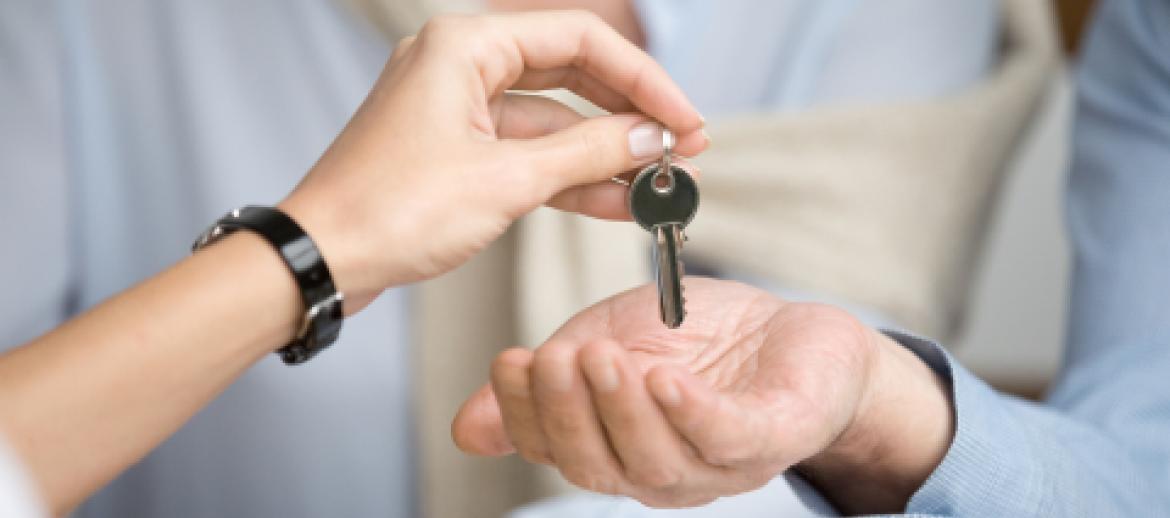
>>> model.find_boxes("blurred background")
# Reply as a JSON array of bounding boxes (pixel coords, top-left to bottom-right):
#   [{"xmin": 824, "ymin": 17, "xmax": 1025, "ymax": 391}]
[
  {"xmin": 0, "ymin": 0, "xmax": 1101, "ymax": 517},
  {"xmin": 950, "ymin": 0, "xmax": 1094, "ymax": 398}
]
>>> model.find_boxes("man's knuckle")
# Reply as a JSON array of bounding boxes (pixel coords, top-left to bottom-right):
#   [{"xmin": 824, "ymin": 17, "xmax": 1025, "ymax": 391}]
[
  {"xmin": 546, "ymin": 408, "xmax": 583, "ymax": 434},
  {"xmin": 532, "ymin": 342, "xmax": 569, "ymax": 375},
  {"xmin": 629, "ymin": 466, "xmax": 681, "ymax": 490},
  {"xmin": 701, "ymin": 443, "xmax": 748, "ymax": 466},
  {"xmin": 518, "ymin": 447, "xmax": 551, "ymax": 465},
  {"xmin": 562, "ymin": 468, "xmax": 613, "ymax": 494}
]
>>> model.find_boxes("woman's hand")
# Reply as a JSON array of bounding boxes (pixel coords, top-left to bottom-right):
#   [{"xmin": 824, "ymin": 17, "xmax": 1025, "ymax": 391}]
[
  {"xmin": 488, "ymin": 0, "xmax": 645, "ymax": 47},
  {"xmin": 279, "ymin": 10, "xmax": 707, "ymax": 312},
  {"xmin": 451, "ymin": 278, "xmax": 954, "ymax": 513}
]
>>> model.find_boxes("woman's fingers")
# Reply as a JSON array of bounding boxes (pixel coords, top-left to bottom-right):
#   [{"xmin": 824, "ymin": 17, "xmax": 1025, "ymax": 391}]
[
  {"xmin": 416, "ymin": 11, "xmax": 697, "ymax": 135},
  {"xmin": 531, "ymin": 340, "xmax": 628, "ymax": 494},
  {"xmin": 470, "ymin": 10, "xmax": 703, "ymax": 135},
  {"xmin": 516, "ymin": 114, "xmax": 707, "ymax": 193},
  {"xmin": 547, "ymin": 182, "xmax": 631, "ymax": 220},
  {"xmin": 492, "ymin": 94, "xmax": 585, "ymax": 140},
  {"xmin": 511, "ymin": 66, "xmax": 636, "ymax": 115},
  {"xmin": 388, "ymin": 35, "xmax": 416, "ymax": 66},
  {"xmin": 491, "ymin": 94, "xmax": 703, "ymax": 219}
]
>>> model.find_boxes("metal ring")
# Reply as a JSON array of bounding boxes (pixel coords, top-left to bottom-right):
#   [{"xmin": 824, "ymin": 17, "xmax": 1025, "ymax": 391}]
[{"xmin": 653, "ymin": 129, "xmax": 676, "ymax": 195}]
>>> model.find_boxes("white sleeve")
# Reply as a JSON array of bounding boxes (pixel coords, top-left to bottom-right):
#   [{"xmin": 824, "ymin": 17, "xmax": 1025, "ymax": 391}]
[{"xmin": 0, "ymin": 434, "xmax": 46, "ymax": 518}]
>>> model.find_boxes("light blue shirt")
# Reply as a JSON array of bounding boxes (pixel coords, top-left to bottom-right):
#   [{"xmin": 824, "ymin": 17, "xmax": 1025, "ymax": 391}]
[
  {"xmin": 522, "ymin": 0, "xmax": 1170, "ymax": 516},
  {"xmin": 904, "ymin": 0, "xmax": 1170, "ymax": 515}
]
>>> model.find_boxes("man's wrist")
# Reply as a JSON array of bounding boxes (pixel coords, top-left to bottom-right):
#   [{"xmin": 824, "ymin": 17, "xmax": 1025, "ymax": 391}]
[{"xmin": 798, "ymin": 330, "xmax": 955, "ymax": 514}]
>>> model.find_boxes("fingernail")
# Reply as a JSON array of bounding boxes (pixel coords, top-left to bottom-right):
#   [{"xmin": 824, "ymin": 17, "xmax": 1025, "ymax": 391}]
[
  {"xmin": 701, "ymin": 129, "xmax": 711, "ymax": 145},
  {"xmin": 586, "ymin": 356, "xmax": 620, "ymax": 393},
  {"xmin": 653, "ymin": 373, "xmax": 682, "ymax": 407},
  {"xmin": 628, "ymin": 122, "xmax": 664, "ymax": 162}
]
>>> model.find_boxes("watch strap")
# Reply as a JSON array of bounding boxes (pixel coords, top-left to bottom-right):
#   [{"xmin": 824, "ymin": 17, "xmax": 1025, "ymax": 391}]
[{"xmin": 192, "ymin": 205, "xmax": 344, "ymax": 364}]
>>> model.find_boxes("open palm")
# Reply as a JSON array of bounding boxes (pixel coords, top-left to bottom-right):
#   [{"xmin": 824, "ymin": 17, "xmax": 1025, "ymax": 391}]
[{"xmin": 453, "ymin": 277, "xmax": 880, "ymax": 507}]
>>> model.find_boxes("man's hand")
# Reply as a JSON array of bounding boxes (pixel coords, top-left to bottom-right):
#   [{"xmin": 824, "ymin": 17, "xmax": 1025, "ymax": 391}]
[{"xmin": 452, "ymin": 278, "xmax": 954, "ymax": 513}]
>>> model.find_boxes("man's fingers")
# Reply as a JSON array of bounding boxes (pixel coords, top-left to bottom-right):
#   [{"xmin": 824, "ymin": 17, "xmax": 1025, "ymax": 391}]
[
  {"xmin": 647, "ymin": 365, "xmax": 784, "ymax": 468},
  {"xmin": 490, "ymin": 347, "xmax": 553, "ymax": 464},
  {"xmin": 532, "ymin": 340, "xmax": 628, "ymax": 494},
  {"xmin": 451, "ymin": 383, "xmax": 514, "ymax": 456},
  {"xmin": 580, "ymin": 342, "xmax": 694, "ymax": 492}
]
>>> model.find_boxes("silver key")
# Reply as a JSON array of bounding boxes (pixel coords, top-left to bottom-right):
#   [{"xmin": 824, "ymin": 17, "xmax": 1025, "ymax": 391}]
[{"xmin": 628, "ymin": 130, "xmax": 699, "ymax": 328}]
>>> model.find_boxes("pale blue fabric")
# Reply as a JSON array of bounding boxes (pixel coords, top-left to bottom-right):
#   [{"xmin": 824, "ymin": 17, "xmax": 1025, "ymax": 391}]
[
  {"xmin": 529, "ymin": 1, "xmax": 1170, "ymax": 517},
  {"xmin": 635, "ymin": 0, "xmax": 997, "ymax": 115},
  {"xmin": 0, "ymin": 1, "xmax": 418, "ymax": 517},
  {"xmin": 899, "ymin": 0, "xmax": 1170, "ymax": 515}
]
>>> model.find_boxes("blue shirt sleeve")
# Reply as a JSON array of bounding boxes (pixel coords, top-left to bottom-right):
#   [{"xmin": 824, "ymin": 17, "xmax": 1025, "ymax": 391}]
[{"xmin": 892, "ymin": 0, "xmax": 1170, "ymax": 515}]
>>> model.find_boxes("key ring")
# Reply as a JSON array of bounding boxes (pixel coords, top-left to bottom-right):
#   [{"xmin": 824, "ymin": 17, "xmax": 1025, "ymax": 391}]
[{"xmin": 652, "ymin": 129, "xmax": 676, "ymax": 196}]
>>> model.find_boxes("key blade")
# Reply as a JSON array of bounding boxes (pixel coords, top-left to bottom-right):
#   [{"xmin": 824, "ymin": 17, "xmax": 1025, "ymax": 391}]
[{"xmin": 653, "ymin": 224, "xmax": 686, "ymax": 328}]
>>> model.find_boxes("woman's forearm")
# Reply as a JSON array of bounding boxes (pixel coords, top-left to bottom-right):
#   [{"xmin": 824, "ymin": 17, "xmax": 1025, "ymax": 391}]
[
  {"xmin": 0, "ymin": 232, "xmax": 300, "ymax": 514},
  {"xmin": 0, "ymin": 10, "xmax": 706, "ymax": 515}
]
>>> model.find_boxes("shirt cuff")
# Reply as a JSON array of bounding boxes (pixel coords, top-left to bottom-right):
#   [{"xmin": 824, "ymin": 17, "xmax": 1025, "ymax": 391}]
[{"xmin": 882, "ymin": 330, "xmax": 1047, "ymax": 516}]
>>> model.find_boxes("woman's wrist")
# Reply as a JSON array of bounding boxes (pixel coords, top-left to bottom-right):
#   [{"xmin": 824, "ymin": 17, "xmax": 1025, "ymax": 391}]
[
  {"xmin": 278, "ymin": 188, "xmax": 394, "ymax": 314},
  {"xmin": 798, "ymin": 331, "xmax": 955, "ymax": 514},
  {"xmin": 192, "ymin": 231, "xmax": 307, "ymax": 350}
]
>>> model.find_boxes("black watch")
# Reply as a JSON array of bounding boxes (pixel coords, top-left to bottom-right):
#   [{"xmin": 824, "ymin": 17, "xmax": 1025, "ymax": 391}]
[{"xmin": 192, "ymin": 205, "xmax": 344, "ymax": 364}]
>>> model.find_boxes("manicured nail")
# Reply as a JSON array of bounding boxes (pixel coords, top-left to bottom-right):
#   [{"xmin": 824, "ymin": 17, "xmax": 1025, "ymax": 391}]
[
  {"xmin": 628, "ymin": 122, "xmax": 664, "ymax": 161},
  {"xmin": 586, "ymin": 356, "xmax": 621, "ymax": 393},
  {"xmin": 652, "ymin": 373, "xmax": 682, "ymax": 407}
]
